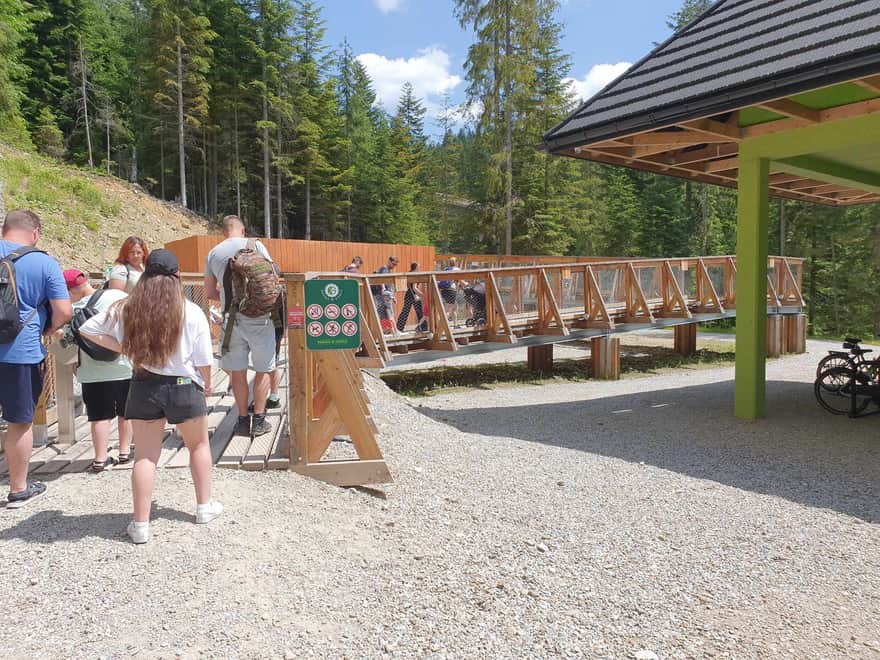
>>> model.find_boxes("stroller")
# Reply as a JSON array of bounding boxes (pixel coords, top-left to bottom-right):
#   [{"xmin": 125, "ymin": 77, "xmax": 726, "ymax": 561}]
[{"xmin": 463, "ymin": 281, "xmax": 487, "ymax": 327}]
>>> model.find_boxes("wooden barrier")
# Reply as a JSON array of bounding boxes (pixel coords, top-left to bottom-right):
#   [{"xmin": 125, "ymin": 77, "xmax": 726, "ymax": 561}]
[
  {"xmin": 766, "ymin": 315, "xmax": 783, "ymax": 357},
  {"xmin": 286, "ymin": 275, "xmax": 392, "ymax": 487},
  {"xmin": 783, "ymin": 314, "xmax": 807, "ymax": 354}
]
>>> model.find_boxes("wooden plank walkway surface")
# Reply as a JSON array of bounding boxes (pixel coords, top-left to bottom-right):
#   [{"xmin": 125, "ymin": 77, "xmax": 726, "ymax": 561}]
[{"xmin": 0, "ymin": 357, "xmax": 289, "ymax": 480}]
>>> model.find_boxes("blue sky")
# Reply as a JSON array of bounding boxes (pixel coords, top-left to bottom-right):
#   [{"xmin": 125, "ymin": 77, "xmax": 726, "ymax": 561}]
[{"xmin": 322, "ymin": 0, "xmax": 685, "ymax": 129}]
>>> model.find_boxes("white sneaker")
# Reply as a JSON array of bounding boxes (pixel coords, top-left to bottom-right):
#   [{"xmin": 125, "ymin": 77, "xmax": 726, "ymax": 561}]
[
  {"xmin": 195, "ymin": 501, "xmax": 223, "ymax": 524},
  {"xmin": 127, "ymin": 521, "xmax": 149, "ymax": 544}
]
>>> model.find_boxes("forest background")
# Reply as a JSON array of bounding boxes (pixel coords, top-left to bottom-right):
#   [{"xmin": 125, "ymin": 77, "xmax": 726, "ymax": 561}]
[{"xmin": 0, "ymin": 0, "xmax": 878, "ymax": 337}]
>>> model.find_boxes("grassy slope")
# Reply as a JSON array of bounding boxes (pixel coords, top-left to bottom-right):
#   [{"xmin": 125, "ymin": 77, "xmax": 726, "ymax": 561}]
[{"xmin": 0, "ymin": 144, "xmax": 210, "ymax": 272}]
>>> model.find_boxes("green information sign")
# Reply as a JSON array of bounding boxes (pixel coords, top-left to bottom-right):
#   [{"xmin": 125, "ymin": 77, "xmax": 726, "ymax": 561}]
[{"xmin": 304, "ymin": 279, "xmax": 361, "ymax": 351}]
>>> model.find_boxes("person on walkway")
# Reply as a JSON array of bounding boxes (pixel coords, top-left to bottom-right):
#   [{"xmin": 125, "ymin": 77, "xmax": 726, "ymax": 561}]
[
  {"xmin": 107, "ymin": 236, "xmax": 148, "ymax": 293},
  {"xmin": 203, "ymin": 215, "xmax": 277, "ymax": 437},
  {"xmin": 438, "ymin": 257, "xmax": 462, "ymax": 323},
  {"xmin": 343, "ymin": 256, "xmax": 363, "ymax": 274},
  {"xmin": 80, "ymin": 249, "xmax": 221, "ymax": 544},
  {"xmin": 371, "ymin": 256, "xmax": 398, "ymax": 333},
  {"xmin": 0, "ymin": 209, "xmax": 72, "ymax": 508},
  {"xmin": 396, "ymin": 262, "xmax": 427, "ymax": 332},
  {"xmin": 64, "ymin": 269, "xmax": 133, "ymax": 471}
]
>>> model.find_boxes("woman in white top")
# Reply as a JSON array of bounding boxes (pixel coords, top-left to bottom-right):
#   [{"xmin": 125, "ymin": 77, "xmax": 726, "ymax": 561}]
[
  {"xmin": 81, "ymin": 249, "xmax": 222, "ymax": 544},
  {"xmin": 107, "ymin": 236, "xmax": 148, "ymax": 293}
]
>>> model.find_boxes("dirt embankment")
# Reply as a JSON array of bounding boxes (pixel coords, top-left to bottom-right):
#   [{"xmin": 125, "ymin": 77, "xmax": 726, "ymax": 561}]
[{"xmin": 0, "ymin": 144, "xmax": 211, "ymax": 272}]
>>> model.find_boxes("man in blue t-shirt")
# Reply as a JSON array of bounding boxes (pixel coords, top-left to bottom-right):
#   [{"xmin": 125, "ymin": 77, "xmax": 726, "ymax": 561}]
[{"xmin": 0, "ymin": 209, "xmax": 72, "ymax": 508}]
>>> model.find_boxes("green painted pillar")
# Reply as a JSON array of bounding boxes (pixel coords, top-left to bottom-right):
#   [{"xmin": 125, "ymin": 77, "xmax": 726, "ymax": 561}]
[{"xmin": 735, "ymin": 155, "xmax": 770, "ymax": 419}]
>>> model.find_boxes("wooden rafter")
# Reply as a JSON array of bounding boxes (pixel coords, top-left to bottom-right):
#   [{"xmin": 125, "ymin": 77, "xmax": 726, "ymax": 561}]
[
  {"xmin": 704, "ymin": 157, "xmax": 739, "ymax": 173},
  {"xmin": 757, "ymin": 99, "xmax": 820, "ymax": 123},
  {"xmin": 854, "ymin": 75, "xmax": 880, "ymax": 93},
  {"xmin": 680, "ymin": 118, "xmax": 741, "ymax": 141}
]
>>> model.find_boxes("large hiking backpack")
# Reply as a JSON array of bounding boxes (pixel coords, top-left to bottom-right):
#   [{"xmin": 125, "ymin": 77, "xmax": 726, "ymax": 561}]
[
  {"xmin": 0, "ymin": 246, "xmax": 46, "ymax": 344},
  {"xmin": 223, "ymin": 239, "xmax": 281, "ymax": 318},
  {"xmin": 70, "ymin": 289, "xmax": 120, "ymax": 361}
]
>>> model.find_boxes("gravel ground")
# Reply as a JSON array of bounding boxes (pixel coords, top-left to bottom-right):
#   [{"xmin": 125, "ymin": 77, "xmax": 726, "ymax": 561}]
[{"xmin": 2, "ymin": 338, "xmax": 880, "ymax": 659}]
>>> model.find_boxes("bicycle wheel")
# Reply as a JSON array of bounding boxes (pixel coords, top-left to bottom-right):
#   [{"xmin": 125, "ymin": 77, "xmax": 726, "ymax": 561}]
[
  {"xmin": 815, "ymin": 353, "xmax": 853, "ymax": 379},
  {"xmin": 814, "ymin": 367, "xmax": 872, "ymax": 416}
]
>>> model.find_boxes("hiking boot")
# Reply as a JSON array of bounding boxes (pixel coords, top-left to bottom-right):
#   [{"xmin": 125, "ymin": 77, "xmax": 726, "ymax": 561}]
[
  {"xmin": 247, "ymin": 395, "xmax": 281, "ymax": 413},
  {"xmin": 6, "ymin": 482, "xmax": 47, "ymax": 509},
  {"xmin": 251, "ymin": 414, "xmax": 272, "ymax": 437},
  {"xmin": 234, "ymin": 415, "xmax": 251, "ymax": 436},
  {"xmin": 195, "ymin": 501, "xmax": 223, "ymax": 524},
  {"xmin": 126, "ymin": 521, "xmax": 149, "ymax": 544}
]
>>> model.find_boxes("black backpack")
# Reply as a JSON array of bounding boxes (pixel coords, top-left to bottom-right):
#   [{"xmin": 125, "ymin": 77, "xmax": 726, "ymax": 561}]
[
  {"xmin": 0, "ymin": 246, "xmax": 46, "ymax": 344},
  {"xmin": 70, "ymin": 289, "xmax": 120, "ymax": 362}
]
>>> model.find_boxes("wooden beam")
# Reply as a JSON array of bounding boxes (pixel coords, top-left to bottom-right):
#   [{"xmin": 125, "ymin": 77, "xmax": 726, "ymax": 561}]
[
  {"xmin": 680, "ymin": 118, "xmax": 742, "ymax": 141},
  {"xmin": 853, "ymin": 75, "xmax": 880, "ymax": 93},
  {"xmin": 704, "ymin": 157, "xmax": 739, "ymax": 173},
  {"xmin": 757, "ymin": 99, "xmax": 820, "ymax": 123},
  {"xmin": 629, "ymin": 131, "xmax": 730, "ymax": 146}
]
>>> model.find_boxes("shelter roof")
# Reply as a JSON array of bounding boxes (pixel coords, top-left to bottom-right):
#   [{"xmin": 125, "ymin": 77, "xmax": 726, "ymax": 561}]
[{"xmin": 543, "ymin": 0, "xmax": 880, "ymax": 205}]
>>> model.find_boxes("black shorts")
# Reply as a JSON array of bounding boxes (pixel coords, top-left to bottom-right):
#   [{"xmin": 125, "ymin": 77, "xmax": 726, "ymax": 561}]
[
  {"xmin": 0, "ymin": 362, "xmax": 43, "ymax": 424},
  {"xmin": 81, "ymin": 379, "xmax": 131, "ymax": 422},
  {"xmin": 125, "ymin": 372, "xmax": 207, "ymax": 424},
  {"xmin": 440, "ymin": 286, "xmax": 458, "ymax": 305}
]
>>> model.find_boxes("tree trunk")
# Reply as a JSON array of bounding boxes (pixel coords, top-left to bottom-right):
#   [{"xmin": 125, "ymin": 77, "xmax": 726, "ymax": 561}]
[
  {"xmin": 202, "ymin": 129, "xmax": 208, "ymax": 214},
  {"xmin": 503, "ymin": 7, "xmax": 513, "ymax": 256},
  {"xmin": 105, "ymin": 121, "xmax": 110, "ymax": 175},
  {"xmin": 211, "ymin": 131, "xmax": 218, "ymax": 219},
  {"xmin": 78, "ymin": 38, "xmax": 94, "ymax": 169},
  {"xmin": 160, "ymin": 127, "xmax": 165, "ymax": 200},
  {"xmin": 779, "ymin": 201, "xmax": 786, "ymax": 256},
  {"xmin": 130, "ymin": 144, "xmax": 137, "ymax": 183},
  {"xmin": 176, "ymin": 31, "xmax": 188, "ymax": 208},
  {"xmin": 233, "ymin": 100, "xmax": 241, "ymax": 217},
  {"xmin": 305, "ymin": 172, "xmax": 311, "ymax": 240},
  {"xmin": 276, "ymin": 82, "xmax": 284, "ymax": 239},
  {"xmin": 262, "ymin": 64, "xmax": 271, "ymax": 238}
]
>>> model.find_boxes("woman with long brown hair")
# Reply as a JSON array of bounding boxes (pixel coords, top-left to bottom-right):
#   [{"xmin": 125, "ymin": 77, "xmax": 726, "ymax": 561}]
[
  {"xmin": 108, "ymin": 236, "xmax": 148, "ymax": 293},
  {"xmin": 81, "ymin": 249, "xmax": 222, "ymax": 544}
]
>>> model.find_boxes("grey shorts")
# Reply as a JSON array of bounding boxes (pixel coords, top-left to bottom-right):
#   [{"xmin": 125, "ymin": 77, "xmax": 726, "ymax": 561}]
[{"xmin": 221, "ymin": 315, "xmax": 277, "ymax": 373}]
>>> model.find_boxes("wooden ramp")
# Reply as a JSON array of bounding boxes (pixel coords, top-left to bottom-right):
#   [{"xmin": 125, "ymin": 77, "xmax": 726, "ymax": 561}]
[{"xmin": 0, "ymin": 361, "xmax": 288, "ymax": 480}]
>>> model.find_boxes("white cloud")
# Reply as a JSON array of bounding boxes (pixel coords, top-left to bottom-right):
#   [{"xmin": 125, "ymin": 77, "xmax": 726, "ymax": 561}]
[
  {"xmin": 374, "ymin": 0, "xmax": 403, "ymax": 13},
  {"xmin": 356, "ymin": 47, "xmax": 462, "ymax": 113},
  {"xmin": 564, "ymin": 62, "xmax": 632, "ymax": 102}
]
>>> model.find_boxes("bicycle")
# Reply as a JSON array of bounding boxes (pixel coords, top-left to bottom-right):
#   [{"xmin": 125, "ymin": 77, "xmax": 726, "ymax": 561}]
[
  {"xmin": 815, "ymin": 337, "xmax": 873, "ymax": 378},
  {"xmin": 814, "ymin": 359, "xmax": 880, "ymax": 416}
]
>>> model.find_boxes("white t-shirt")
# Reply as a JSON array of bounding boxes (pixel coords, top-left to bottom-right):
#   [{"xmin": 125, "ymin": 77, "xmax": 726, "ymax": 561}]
[
  {"xmin": 108, "ymin": 263, "xmax": 143, "ymax": 293},
  {"xmin": 80, "ymin": 299, "xmax": 214, "ymax": 387},
  {"xmin": 73, "ymin": 288, "xmax": 132, "ymax": 383}
]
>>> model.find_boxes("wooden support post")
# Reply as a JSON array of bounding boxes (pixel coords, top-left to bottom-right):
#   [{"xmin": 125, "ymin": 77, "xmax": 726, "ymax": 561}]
[
  {"xmin": 783, "ymin": 313, "xmax": 806, "ymax": 354},
  {"xmin": 49, "ymin": 341, "xmax": 78, "ymax": 444},
  {"xmin": 527, "ymin": 345, "xmax": 554, "ymax": 372},
  {"xmin": 591, "ymin": 335, "xmax": 620, "ymax": 380},
  {"xmin": 766, "ymin": 315, "xmax": 783, "ymax": 357},
  {"xmin": 673, "ymin": 323, "xmax": 697, "ymax": 356}
]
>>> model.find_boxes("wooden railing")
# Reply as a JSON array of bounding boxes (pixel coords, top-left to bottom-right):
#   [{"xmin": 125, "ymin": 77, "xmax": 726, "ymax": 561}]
[{"xmin": 342, "ymin": 255, "xmax": 805, "ymax": 360}]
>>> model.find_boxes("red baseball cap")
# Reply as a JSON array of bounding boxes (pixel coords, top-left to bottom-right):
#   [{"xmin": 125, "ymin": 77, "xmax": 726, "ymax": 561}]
[{"xmin": 63, "ymin": 269, "xmax": 88, "ymax": 290}]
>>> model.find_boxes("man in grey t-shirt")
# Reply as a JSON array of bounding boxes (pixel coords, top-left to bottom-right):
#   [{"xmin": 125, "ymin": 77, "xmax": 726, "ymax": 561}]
[{"xmin": 204, "ymin": 215, "xmax": 275, "ymax": 437}]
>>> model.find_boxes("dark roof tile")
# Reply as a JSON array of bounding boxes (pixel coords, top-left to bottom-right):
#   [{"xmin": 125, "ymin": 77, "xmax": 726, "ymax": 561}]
[{"xmin": 544, "ymin": 0, "xmax": 880, "ymax": 149}]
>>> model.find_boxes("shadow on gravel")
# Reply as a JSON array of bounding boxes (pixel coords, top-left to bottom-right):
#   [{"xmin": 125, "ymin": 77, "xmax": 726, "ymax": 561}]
[
  {"xmin": 0, "ymin": 504, "xmax": 192, "ymax": 543},
  {"xmin": 417, "ymin": 379, "xmax": 880, "ymax": 523}
]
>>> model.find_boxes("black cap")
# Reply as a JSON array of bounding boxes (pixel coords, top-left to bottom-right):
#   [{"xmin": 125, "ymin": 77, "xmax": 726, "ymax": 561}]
[{"xmin": 143, "ymin": 248, "xmax": 179, "ymax": 277}]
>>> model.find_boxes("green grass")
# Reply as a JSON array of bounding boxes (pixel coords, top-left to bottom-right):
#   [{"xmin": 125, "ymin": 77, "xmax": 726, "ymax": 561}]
[
  {"xmin": 383, "ymin": 343, "xmax": 737, "ymax": 397},
  {"xmin": 0, "ymin": 146, "xmax": 120, "ymax": 237}
]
